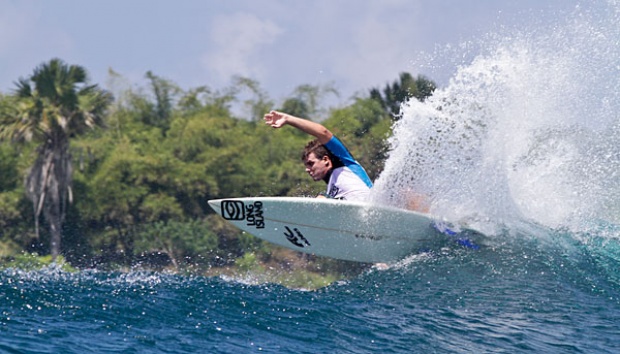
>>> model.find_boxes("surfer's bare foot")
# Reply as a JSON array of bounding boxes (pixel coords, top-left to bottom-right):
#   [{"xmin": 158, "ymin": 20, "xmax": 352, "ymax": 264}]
[{"xmin": 373, "ymin": 263, "xmax": 389, "ymax": 270}]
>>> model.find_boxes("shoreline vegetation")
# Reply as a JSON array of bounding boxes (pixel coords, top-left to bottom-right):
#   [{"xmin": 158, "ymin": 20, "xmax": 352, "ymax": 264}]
[
  {"xmin": 0, "ymin": 251, "xmax": 365, "ymax": 290},
  {"xmin": 0, "ymin": 59, "xmax": 436, "ymax": 288}
]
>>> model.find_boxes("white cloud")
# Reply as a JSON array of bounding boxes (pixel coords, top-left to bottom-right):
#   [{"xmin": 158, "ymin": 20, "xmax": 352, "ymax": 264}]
[
  {"xmin": 334, "ymin": 13, "xmax": 421, "ymax": 93},
  {"xmin": 203, "ymin": 12, "xmax": 283, "ymax": 85},
  {"xmin": 270, "ymin": 1, "xmax": 427, "ymax": 98},
  {"xmin": 0, "ymin": 0, "xmax": 586, "ymax": 100}
]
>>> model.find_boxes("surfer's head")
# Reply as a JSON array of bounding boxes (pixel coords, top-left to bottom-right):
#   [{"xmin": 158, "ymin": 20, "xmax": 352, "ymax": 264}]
[
  {"xmin": 302, "ymin": 139, "xmax": 330, "ymax": 161},
  {"xmin": 302, "ymin": 139, "xmax": 335, "ymax": 182}
]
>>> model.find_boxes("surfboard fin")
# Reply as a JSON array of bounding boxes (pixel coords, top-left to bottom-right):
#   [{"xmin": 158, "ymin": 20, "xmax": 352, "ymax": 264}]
[{"xmin": 432, "ymin": 222, "xmax": 480, "ymax": 250}]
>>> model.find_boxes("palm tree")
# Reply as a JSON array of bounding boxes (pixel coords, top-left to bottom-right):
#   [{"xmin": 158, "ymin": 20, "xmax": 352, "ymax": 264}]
[{"xmin": 0, "ymin": 58, "xmax": 112, "ymax": 260}]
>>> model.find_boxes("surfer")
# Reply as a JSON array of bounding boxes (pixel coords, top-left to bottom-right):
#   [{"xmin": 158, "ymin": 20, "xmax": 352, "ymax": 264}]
[{"xmin": 263, "ymin": 110, "xmax": 373, "ymax": 202}]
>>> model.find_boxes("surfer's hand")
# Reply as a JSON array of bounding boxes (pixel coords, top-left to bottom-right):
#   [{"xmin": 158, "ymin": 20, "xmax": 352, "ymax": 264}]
[
  {"xmin": 263, "ymin": 110, "xmax": 333, "ymax": 144},
  {"xmin": 264, "ymin": 110, "xmax": 288, "ymax": 128}
]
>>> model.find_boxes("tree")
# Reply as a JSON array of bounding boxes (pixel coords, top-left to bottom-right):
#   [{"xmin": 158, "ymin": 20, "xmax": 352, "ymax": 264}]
[
  {"xmin": 0, "ymin": 58, "xmax": 112, "ymax": 260},
  {"xmin": 279, "ymin": 97, "xmax": 310, "ymax": 118},
  {"xmin": 134, "ymin": 219, "xmax": 220, "ymax": 270},
  {"xmin": 279, "ymin": 83, "xmax": 339, "ymax": 119},
  {"xmin": 143, "ymin": 71, "xmax": 181, "ymax": 132},
  {"xmin": 232, "ymin": 76, "xmax": 274, "ymax": 121},
  {"xmin": 370, "ymin": 72, "xmax": 437, "ymax": 117}
]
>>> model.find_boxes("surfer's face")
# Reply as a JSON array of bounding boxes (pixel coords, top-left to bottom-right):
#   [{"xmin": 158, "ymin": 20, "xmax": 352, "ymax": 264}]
[{"xmin": 303, "ymin": 152, "xmax": 332, "ymax": 181}]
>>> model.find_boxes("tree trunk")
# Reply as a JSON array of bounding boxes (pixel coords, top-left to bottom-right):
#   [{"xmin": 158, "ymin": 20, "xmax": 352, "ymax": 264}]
[
  {"xmin": 49, "ymin": 217, "xmax": 62, "ymax": 260},
  {"xmin": 27, "ymin": 138, "xmax": 72, "ymax": 261}
]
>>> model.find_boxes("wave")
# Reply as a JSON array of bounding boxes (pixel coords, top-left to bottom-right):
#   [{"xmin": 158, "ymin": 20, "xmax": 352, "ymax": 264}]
[{"xmin": 370, "ymin": 0, "xmax": 620, "ymax": 244}]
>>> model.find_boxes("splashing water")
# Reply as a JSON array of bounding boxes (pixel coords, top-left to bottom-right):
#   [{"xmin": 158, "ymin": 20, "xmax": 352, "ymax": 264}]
[{"xmin": 371, "ymin": 1, "xmax": 620, "ymax": 236}]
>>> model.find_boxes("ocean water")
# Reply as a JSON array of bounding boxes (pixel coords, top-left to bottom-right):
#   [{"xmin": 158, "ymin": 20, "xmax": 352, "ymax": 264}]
[
  {"xmin": 3, "ymin": 1, "xmax": 620, "ymax": 353},
  {"xmin": 1, "ymin": 235, "xmax": 619, "ymax": 353}
]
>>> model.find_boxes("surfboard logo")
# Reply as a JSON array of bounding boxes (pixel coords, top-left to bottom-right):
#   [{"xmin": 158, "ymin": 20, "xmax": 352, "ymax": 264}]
[
  {"xmin": 221, "ymin": 200, "xmax": 265, "ymax": 229},
  {"xmin": 284, "ymin": 226, "xmax": 311, "ymax": 248},
  {"xmin": 245, "ymin": 201, "xmax": 265, "ymax": 229},
  {"xmin": 221, "ymin": 200, "xmax": 246, "ymax": 220}
]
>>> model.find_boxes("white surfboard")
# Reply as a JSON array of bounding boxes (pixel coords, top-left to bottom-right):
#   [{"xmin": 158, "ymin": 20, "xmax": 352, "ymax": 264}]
[{"xmin": 208, "ymin": 197, "xmax": 483, "ymax": 263}]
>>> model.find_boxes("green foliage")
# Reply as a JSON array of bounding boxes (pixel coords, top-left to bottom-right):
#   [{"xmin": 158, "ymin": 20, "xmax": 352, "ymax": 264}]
[
  {"xmin": 0, "ymin": 237, "xmax": 21, "ymax": 259},
  {"xmin": 287, "ymin": 83, "xmax": 339, "ymax": 117},
  {"xmin": 145, "ymin": 71, "xmax": 179, "ymax": 130},
  {"xmin": 1, "ymin": 252, "xmax": 76, "ymax": 272},
  {"xmin": 370, "ymin": 72, "xmax": 437, "ymax": 117},
  {"xmin": 232, "ymin": 76, "xmax": 274, "ymax": 121},
  {"xmin": 280, "ymin": 97, "xmax": 310, "ymax": 118},
  {"xmin": 0, "ymin": 143, "xmax": 19, "ymax": 192},
  {"xmin": 0, "ymin": 154, "xmax": 35, "ymax": 250},
  {"xmin": 234, "ymin": 252, "xmax": 263, "ymax": 273},
  {"xmin": 0, "ymin": 58, "xmax": 112, "ymax": 260},
  {"xmin": 0, "ymin": 190, "xmax": 22, "ymax": 229},
  {"xmin": 134, "ymin": 219, "xmax": 219, "ymax": 269},
  {"xmin": 231, "ymin": 251, "xmax": 342, "ymax": 289},
  {"xmin": 2, "ymin": 62, "xmax": 438, "ymax": 285},
  {"xmin": 80, "ymin": 139, "xmax": 149, "ymax": 225},
  {"xmin": 139, "ymin": 193, "xmax": 183, "ymax": 222},
  {"xmin": 7, "ymin": 58, "xmax": 112, "ymax": 143}
]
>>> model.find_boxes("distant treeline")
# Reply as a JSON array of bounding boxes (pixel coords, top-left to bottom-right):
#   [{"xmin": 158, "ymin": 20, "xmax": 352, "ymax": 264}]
[{"xmin": 0, "ymin": 58, "xmax": 436, "ymax": 272}]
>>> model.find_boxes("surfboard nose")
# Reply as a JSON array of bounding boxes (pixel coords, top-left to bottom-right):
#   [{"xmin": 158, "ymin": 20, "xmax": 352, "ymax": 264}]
[{"xmin": 207, "ymin": 199, "xmax": 222, "ymax": 213}]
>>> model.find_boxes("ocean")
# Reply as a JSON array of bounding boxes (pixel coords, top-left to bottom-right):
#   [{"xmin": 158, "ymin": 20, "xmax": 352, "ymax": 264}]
[
  {"xmin": 3, "ymin": 1, "xmax": 620, "ymax": 353},
  {"xmin": 1, "ymin": 233, "xmax": 619, "ymax": 353}
]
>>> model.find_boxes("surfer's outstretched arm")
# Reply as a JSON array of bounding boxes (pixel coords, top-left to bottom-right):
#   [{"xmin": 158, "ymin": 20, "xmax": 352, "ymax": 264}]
[{"xmin": 263, "ymin": 110, "xmax": 333, "ymax": 144}]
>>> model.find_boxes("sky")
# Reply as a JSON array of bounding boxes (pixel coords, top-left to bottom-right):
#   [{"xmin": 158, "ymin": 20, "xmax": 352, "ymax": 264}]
[{"xmin": 0, "ymin": 0, "xmax": 582, "ymax": 108}]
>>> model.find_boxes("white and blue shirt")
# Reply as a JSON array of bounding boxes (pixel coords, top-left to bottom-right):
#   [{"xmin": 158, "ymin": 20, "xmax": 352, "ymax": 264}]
[{"xmin": 324, "ymin": 136, "xmax": 373, "ymax": 202}]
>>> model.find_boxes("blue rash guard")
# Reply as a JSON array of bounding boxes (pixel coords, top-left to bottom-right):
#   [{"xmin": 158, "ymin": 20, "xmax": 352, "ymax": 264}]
[{"xmin": 323, "ymin": 136, "xmax": 373, "ymax": 202}]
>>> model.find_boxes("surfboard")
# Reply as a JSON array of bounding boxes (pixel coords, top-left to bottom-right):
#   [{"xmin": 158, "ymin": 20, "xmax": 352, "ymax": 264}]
[{"xmin": 208, "ymin": 197, "xmax": 483, "ymax": 263}]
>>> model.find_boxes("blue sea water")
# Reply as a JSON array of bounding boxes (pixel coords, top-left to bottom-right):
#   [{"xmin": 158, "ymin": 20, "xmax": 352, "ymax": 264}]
[{"xmin": 2, "ymin": 229, "xmax": 619, "ymax": 353}]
